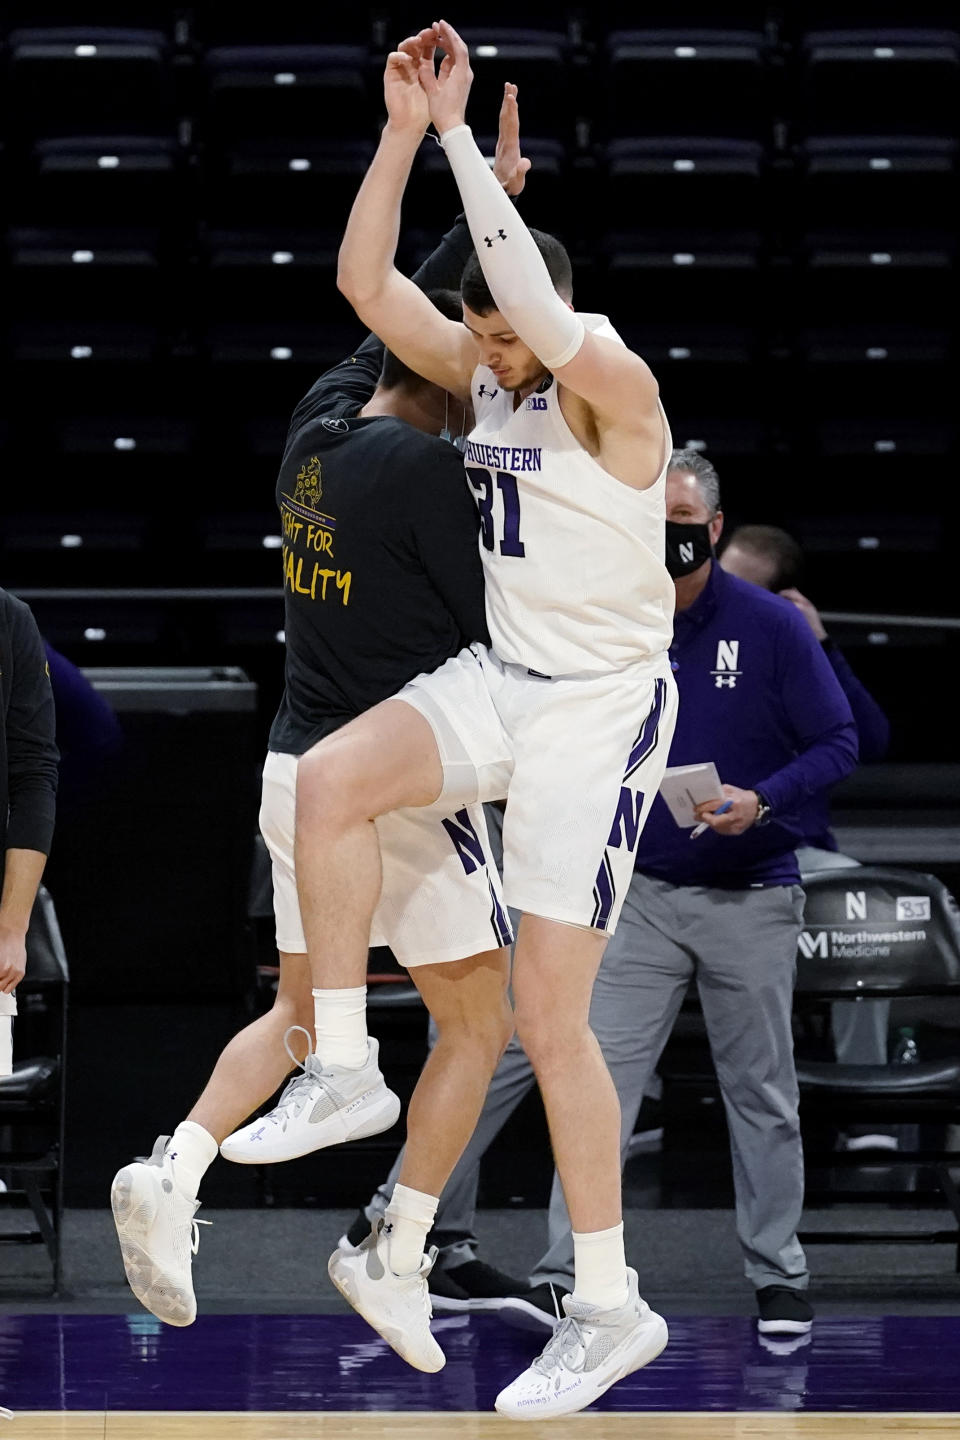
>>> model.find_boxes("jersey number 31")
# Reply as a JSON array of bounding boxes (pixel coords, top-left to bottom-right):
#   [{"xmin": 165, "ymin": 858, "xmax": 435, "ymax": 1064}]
[{"xmin": 465, "ymin": 467, "xmax": 526, "ymax": 558}]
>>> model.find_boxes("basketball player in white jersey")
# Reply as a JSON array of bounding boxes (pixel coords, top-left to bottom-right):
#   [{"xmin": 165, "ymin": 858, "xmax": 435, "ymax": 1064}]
[{"xmin": 285, "ymin": 25, "xmax": 678, "ymax": 1418}]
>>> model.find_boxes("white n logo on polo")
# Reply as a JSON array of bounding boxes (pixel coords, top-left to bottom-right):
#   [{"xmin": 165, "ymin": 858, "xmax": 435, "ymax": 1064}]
[
  {"xmin": 798, "ymin": 931, "xmax": 828, "ymax": 959},
  {"xmin": 845, "ymin": 891, "xmax": 867, "ymax": 921},
  {"xmin": 716, "ymin": 640, "xmax": 739, "ymax": 671}
]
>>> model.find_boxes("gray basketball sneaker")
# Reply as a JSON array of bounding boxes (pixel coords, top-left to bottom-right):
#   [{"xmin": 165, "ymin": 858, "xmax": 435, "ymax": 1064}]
[
  {"xmin": 219, "ymin": 1028, "xmax": 400, "ymax": 1164},
  {"xmin": 495, "ymin": 1268, "xmax": 668, "ymax": 1419}
]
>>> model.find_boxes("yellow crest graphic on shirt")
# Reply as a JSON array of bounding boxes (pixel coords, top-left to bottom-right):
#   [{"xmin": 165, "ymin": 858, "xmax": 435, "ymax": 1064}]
[{"xmin": 293, "ymin": 456, "xmax": 323, "ymax": 509}]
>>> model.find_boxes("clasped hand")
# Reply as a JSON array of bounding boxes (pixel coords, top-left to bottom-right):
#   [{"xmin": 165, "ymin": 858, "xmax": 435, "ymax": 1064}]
[{"xmin": 384, "ymin": 20, "xmax": 530, "ymax": 195}]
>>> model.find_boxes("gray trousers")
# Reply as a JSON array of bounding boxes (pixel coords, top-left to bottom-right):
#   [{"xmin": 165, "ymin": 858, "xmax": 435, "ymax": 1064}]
[{"xmin": 367, "ymin": 860, "xmax": 810, "ymax": 1293}]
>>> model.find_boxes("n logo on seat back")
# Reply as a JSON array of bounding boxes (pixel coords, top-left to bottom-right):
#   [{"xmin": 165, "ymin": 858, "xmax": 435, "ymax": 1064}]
[{"xmin": 845, "ymin": 891, "xmax": 867, "ymax": 921}]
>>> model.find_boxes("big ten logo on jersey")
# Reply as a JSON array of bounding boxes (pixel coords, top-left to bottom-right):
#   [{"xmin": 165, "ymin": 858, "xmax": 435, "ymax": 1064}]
[
  {"xmin": 279, "ymin": 456, "xmax": 352, "ymax": 606},
  {"xmin": 710, "ymin": 639, "xmax": 742, "ymax": 689},
  {"xmin": 526, "ymin": 395, "xmax": 548, "ymax": 411}
]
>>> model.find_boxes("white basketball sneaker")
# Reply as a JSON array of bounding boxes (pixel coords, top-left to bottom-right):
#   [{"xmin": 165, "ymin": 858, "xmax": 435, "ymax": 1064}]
[
  {"xmin": 219, "ymin": 1029, "xmax": 401, "ymax": 1164},
  {"xmin": 328, "ymin": 1219, "xmax": 446, "ymax": 1373},
  {"xmin": 110, "ymin": 1136, "xmax": 210, "ymax": 1328},
  {"xmin": 494, "ymin": 1268, "xmax": 668, "ymax": 1420}
]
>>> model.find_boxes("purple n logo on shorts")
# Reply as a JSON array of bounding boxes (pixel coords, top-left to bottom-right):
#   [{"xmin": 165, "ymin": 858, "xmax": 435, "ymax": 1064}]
[
  {"xmin": 442, "ymin": 808, "xmax": 486, "ymax": 876},
  {"xmin": 607, "ymin": 787, "xmax": 646, "ymax": 850}
]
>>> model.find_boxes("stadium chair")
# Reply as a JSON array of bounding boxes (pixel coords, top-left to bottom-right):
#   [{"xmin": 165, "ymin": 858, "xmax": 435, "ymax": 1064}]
[
  {"xmin": 797, "ymin": 29, "xmax": 960, "ymax": 139},
  {"xmin": 6, "ymin": 28, "xmax": 175, "ymax": 140},
  {"xmin": 0, "ymin": 512, "xmax": 149, "ymax": 591},
  {"xmin": 587, "ymin": 4, "xmax": 772, "ymax": 33},
  {"xmin": 603, "ymin": 30, "xmax": 772, "ymax": 142},
  {"xmin": 792, "ymin": 502, "xmax": 946, "ymax": 613},
  {"xmin": 794, "ymin": 325, "xmax": 952, "ymax": 422},
  {"xmin": 202, "ymin": 138, "xmax": 374, "ymax": 233},
  {"xmin": 599, "ymin": 137, "xmax": 768, "ymax": 243},
  {"xmin": 201, "ymin": 45, "xmax": 375, "ymax": 149},
  {"xmin": 7, "ymin": 227, "xmax": 171, "ymax": 329},
  {"xmin": 603, "ymin": 230, "xmax": 765, "ymax": 330},
  {"xmin": 20, "ymin": 136, "xmax": 186, "ymax": 230},
  {"xmin": 0, "ymin": 888, "xmax": 69, "ymax": 1295},
  {"xmin": 190, "ymin": 3, "xmax": 374, "ymax": 46},
  {"xmin": 796, "ymin": 136, "xmax": 957, "ymax": 236},
  {"xmin": 793, "ymin": 866, "xmax": 960, "ymax": 1269},
  {"xmin": 795, "ymin": 229, "xmax": 954, "ymax": 328}
]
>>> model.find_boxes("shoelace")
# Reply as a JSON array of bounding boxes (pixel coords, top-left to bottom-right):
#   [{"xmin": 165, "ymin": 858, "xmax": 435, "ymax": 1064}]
[
  {"xmin": 533, "ymin": 1314, "xmax": 587, "ymax": 1377},
  {"xmin": 191, "ymin": 1218, "xmax": 212, "ymax": 1256},
  {"xmin": 263, "ymin": 1026, "xmax": 339, "ymax": 1130}
]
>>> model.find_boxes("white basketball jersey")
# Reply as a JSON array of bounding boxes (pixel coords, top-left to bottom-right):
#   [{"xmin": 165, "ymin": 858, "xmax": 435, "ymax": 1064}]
[{"xmin": 462, "ymin": 313, "xmax": 675, "ymax": 677}]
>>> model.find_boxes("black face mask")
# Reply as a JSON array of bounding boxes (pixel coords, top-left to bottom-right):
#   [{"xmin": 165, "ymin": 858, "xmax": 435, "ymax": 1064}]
[{"xmin": 665, "ymin": 520, "xmax": 714, "ymax": 579}]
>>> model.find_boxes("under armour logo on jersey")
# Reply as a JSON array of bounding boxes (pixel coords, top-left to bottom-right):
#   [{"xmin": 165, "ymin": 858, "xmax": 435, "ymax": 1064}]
[
  {"xmin": 321, "ymin": 418, "xmax": 349, "ymax": 433},
  {"xmin": 715, "ymin": 674, "xmax": 737, "ymax": 689},
  {"xmin": 478, "ymin": 383, "xmax": 499, "ymax": 400},
  {"xmin": 483, "ymin": 229, "xmax": 507, "ymax": 247}
]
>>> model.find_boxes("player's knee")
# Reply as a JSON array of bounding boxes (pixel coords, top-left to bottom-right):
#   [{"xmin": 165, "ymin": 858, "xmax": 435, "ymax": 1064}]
[
  {"xmin": 436, "ymin": 1002, "xmax": 514, "ymax": 1065},
  {"xmin": 297, "ymin": 743, "xmax": 367, "ymax": 826}
]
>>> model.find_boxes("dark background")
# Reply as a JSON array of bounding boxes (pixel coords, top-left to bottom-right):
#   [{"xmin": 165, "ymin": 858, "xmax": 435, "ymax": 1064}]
[{"xmin": 1, "ymin": 4, "xmax": 958, "ymax": 1209}]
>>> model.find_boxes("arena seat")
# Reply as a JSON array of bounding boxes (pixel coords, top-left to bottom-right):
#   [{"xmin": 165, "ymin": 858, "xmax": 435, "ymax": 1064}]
[
  {"xmin": 604, "ymin": 30, "xmax": 772, "ymax": 142},
  {"xmin": 202, "ymin": 138, "xmax": 375, "ymax": 232},
  {"xmin": 202, "ymin": 45, "xmax": 375, "ymax": 148},
  {"xmin": 604, "ymin": 229, "xmax": 764, "ymax": 328},
  {"xmin": 797, "ymin": 29, "xmax": 960, "ymax": 138},
  {"xmin": 0, "ymin": 887, "xmax": 70, "ymax": 1295},
  {"xmin": 7, "ymin": 226, "xmax": 171, "ymax": 329},
  {"xmin": 796, "ymin": 136, "xmax": 957, "ymax": 234},
  {"xmin": 20, "ymin": 136, "xmax": 186, "ymax": 228},
  {"xmin": 793, "ymin": 865, "xmax": 960, "ymax": 1267},
  {"xmin": 600, "ymin": 137, "xmax": 768, "ymax": 245},
  {"xmin": 6, "ymin": 28, "xmax": 175, "ymax": 139},
  {"xmin": 796, "ymin": 229, "xmax": 954, "ymax": 327}
]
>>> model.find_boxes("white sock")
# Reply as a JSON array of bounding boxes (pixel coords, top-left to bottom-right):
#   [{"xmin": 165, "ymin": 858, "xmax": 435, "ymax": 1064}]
[
  {"xmin": 383, "ymin": 1182, "xmax": 438, "ymax": 1276},
  {"xmin": 571, "ymin": 1222, "xmax": 629, "ymax": 1311},
  {"xmin": 312, "ymin": 986, "xmax": 368, "ymax": 1069},
  {"xmin": 167, "ymin": 1121, "xmax": 218, "ymax": 1200}
]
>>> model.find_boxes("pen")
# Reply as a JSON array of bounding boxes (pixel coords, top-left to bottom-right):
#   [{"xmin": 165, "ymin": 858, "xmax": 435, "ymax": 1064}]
[{"xmin": 690, "ymin": 799, "xmax": 733, "ymax": 839}]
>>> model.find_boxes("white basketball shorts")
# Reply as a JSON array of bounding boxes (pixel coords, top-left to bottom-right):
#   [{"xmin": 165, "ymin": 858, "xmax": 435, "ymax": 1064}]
[
  {"xmin": 259, "ymin": 750, "xmax": 512, "ymax": 967},
  {"xmin": 398, "ymin": 645, "xmax": 678, "ymax": 936}
]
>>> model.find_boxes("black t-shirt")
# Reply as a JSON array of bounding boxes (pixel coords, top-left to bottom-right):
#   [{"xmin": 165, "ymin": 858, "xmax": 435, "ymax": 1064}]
[{"xmin": 268, "ymin": 337, "xmax": 488, "ymax": 755}]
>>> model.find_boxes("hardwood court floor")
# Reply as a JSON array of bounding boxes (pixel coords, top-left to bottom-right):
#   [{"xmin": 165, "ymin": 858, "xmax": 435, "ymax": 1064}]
[{"xmin": 7, "ymin": 1412, "xmax": 960, "ymax": 1438}]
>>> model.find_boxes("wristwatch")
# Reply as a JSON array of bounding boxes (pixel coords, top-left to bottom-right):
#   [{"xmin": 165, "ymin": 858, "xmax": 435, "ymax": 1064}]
[{"xmin": 753, "ymin": 792, "xmax": 773, "ymax": 827}]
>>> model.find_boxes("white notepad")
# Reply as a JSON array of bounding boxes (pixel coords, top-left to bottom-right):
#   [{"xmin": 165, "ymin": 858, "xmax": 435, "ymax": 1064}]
[{"xmin": 659, "ymin": 762, "xmax": 724, "ymax": 828}]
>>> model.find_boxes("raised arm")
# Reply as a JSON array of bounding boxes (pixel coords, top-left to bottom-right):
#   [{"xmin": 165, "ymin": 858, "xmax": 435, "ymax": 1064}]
[
  {"xmin": 337, "ymin": 36, "xmax": 477, "ymax": 399},
  {"xmin": 424, "ymin": 22, "xmax": 659, "ymax": 430}
]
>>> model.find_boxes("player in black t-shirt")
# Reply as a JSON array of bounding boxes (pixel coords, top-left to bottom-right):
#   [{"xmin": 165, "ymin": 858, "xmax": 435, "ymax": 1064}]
[{"xmin": 111, "ymin": 82, "xmax": 531, "ymax": 1338}]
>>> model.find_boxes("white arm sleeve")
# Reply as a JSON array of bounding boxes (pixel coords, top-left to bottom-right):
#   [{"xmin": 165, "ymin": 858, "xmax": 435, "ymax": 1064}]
[{"xmin": 439, "ymin": 124, "xmax": 585, "ymax": 371}]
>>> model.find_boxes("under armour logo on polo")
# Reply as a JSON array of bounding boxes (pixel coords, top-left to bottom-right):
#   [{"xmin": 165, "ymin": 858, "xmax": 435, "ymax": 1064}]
[
  {"xmin": 714, "ymin": 675, "xmax": 737, "ymax": 689},
  {"xmin": 483, "ymin": 230, "xmax": 507, "ymax": 247}
]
